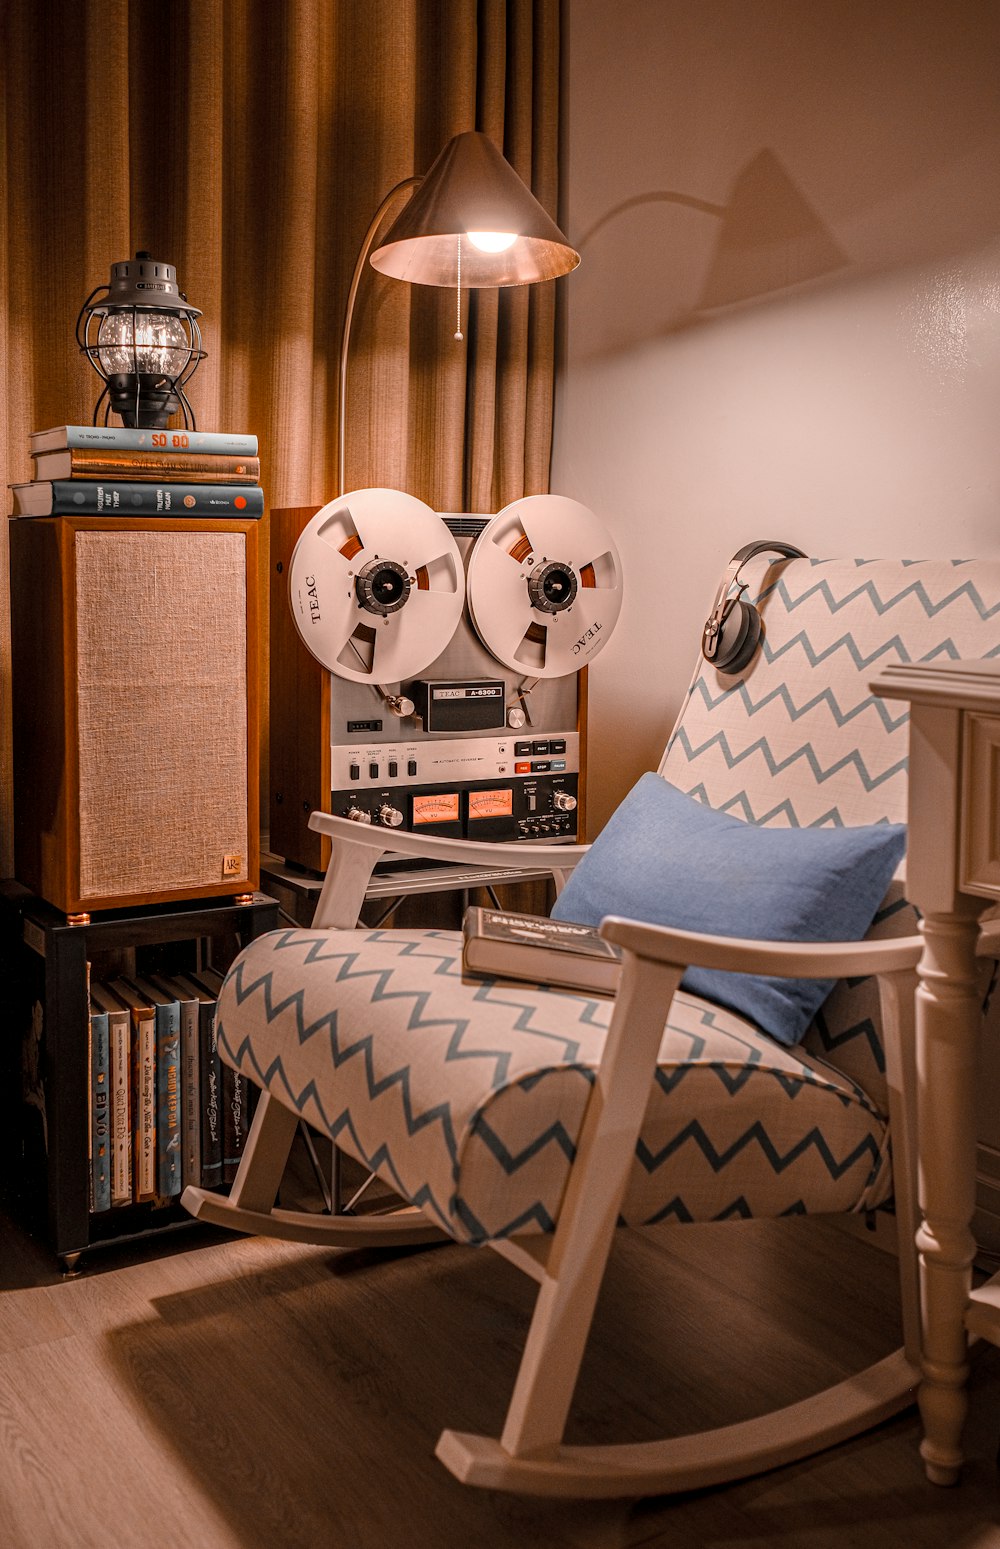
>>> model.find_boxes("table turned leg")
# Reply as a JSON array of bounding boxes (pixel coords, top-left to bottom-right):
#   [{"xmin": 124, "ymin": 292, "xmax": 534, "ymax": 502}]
[{"xmin": 914, "ymin": 908, "xmax": 983, "ymax": 1485}]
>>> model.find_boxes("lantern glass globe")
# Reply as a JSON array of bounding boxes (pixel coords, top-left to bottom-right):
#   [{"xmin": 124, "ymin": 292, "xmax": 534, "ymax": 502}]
[{"xmin": 97, "ymin": 310, "xmax": 191, "ymax": 378}]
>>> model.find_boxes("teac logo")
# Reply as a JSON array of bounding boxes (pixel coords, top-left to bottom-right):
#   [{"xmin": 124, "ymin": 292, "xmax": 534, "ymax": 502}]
[
  {"xmin": 572, "ymin": 620, "xmax": 603, "ymax": 656},
  {"xmin": 305, "ymin": 574, "xmax": 321, "ymax": 623}
]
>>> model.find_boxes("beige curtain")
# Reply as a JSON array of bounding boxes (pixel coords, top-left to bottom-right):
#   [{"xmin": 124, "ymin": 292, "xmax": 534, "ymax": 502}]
[{"xmin": 0, "ymin": 0, "xmax": 563, "ymax": 876}]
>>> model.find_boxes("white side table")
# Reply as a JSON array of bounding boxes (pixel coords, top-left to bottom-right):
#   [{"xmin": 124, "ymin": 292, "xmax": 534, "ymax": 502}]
[{"xmin": 872, "ymin": 659, "xmax": 1000, "ymax": 1484}]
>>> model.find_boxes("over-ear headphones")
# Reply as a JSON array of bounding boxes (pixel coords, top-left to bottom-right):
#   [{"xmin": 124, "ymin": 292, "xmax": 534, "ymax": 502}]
[{"xmin": 702, "ymin": 540, "xmax": 807, "ymax": 676}]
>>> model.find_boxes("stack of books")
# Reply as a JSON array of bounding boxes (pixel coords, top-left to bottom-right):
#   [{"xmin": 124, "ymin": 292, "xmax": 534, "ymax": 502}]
[
  {"xmin": 88, "ymin": 967, "xmax": 252, "ymax": 1213},
  {"xmin": 10, "ymin": 423, "xmax": 264, "ymax": 519}
]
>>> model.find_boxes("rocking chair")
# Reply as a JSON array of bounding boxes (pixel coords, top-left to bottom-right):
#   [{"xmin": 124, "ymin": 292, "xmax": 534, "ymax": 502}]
[{"xmin": 183, "ymin": 552, "xmax": 1000, "ymax": 1497}]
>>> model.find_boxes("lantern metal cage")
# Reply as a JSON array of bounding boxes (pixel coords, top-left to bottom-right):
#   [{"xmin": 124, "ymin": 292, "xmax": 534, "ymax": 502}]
[{"xmin": 76, "ymin": 252, "xmax": 206, "ymax": 430}]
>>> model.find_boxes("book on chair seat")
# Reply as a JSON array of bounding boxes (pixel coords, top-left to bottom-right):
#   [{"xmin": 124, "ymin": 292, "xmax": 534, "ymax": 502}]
[{"xmin": 461, "ymin": 907, "xmax": 622, "ymax": 996}]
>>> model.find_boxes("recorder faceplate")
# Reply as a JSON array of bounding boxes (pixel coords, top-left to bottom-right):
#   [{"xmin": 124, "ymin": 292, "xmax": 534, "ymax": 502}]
[
  {"xmin": 270, "ymin": 493, "xmax": 622, "ymax": 870},
  {"xmin": 326, "ymin": 519, "xmax": 583, "ymax": 843}
]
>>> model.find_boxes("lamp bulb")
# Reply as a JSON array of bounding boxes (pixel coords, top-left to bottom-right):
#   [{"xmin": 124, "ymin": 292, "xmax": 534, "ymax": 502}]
[
  {"xmin": 97, "ymin": 310, "xmax": 190, "ymax": 378},
  {"xmin": 466, "ymin": 230, "xmax": 518, "ymax": 253}
]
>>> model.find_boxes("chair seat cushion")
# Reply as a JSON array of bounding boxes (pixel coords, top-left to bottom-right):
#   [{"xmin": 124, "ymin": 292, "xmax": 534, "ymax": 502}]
[{"xmin": 217, "ymin": 926, "xmax": 891, "ymax": 1245}]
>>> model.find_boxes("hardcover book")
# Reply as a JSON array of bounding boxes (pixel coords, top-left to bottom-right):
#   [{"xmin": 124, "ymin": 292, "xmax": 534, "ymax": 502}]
[
  {"xmin": 89, "ymin": 983, "xmax": 133, "ymax": 1206},
  {"xmin": 195, "ymin": 965, "xmax": 252, "ymax": 1182},
  {"xmin": 131, "ymin": 977, "xmax": 183, "ymax": 1199},
  {"xmin": 11, "ymin": 480, "xmax": 264, "ymax": 518},
  {"xmin": 150, "ymin": 974, "xmax": 202, "ymax": 1190},
  {"xmin": 32, "ymin": 447, "xmax": 260, "ymax": 484},
  {"xmin": 108, "ymin": 979, "xmax": 158, "ymax": 1201},
  {"xmin": 171, "ymin": 972, "xmax": 223, "ymax": 1188},
  {"xmin": 461, "ymin": 907, "xmax": 623, "ymax": 997},
  {"xmin": 29, "ymin": 425, "xmax": 258, "ymax": 455},
  {"xmin": 88, "ymin": 996, "xmax": 111, "ymax": 1214}
]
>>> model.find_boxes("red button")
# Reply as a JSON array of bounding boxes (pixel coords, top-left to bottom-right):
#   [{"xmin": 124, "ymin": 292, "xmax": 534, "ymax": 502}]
[{"xmin": 515, "ymin": 761, "xmax": 531, "ymax": 773}]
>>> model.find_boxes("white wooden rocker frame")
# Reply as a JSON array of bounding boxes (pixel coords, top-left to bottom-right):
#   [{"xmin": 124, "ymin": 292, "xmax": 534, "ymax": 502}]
[{"xmin": 183, "ymin": 809, "xmax": 926, "ymax": 1498}]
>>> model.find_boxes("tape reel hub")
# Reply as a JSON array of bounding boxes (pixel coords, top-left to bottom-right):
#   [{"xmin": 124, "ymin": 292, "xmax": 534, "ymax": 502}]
[
  {"xmin": 355, "ymin": 557, "xmax": 411, "ymax": 616},
  {"xmin": 527, "ymin": 560, "xmax": 578, "ymax": 614}
]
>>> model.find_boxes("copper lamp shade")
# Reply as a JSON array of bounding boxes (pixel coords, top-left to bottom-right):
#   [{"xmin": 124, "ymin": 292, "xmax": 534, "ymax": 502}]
[{"xmin": 369, "ymin": 131, "xmax": 580, "ymax": 287}]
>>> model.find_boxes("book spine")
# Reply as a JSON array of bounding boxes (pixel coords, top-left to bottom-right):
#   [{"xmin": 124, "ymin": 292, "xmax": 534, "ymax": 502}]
[
  {"xmin": 134, "ymin": 1010, "xmax": 157, "ymax": 1201},
  {"xmin": 222, "ymin": 1064, "xmax": 251, "ymax": 1184},
  {"xmin": 89, "ymin": 1008, "xmax": 111, "ymax": 1214},
  {"xmin": 156, "ymin": 1001, "xmax": 183, "ymax": 1198},
  {"xmin": 179, "ymin": 999, "xmax": 201, "ymax": 1188},
  {"xmin": 32, "ymin": 426, "xmax": 258, "ymax": 454},
  {"xmin": 108, "ymin": 1011, "xmax": 132, "ymax": 1206},
  {"xmin": 37, "ymin": 450, "xmax": 260, "ymax": 483},
  {"xmin": 199, "ymin": 1001, "xmax": 223, "ymax": 1188},
  {"xmin": 38, "ymin": 482, "xmax": 264, "ymax": 517}
]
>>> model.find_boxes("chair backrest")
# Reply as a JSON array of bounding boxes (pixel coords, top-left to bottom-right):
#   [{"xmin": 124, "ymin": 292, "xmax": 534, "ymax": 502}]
[
  {"xmin": 661, "ymin": 556, "xmax": 1000, "ymax": 828},
  {"xmin": 659, "ymin": 556, "xmax": 1000, "ymax": 1107}
]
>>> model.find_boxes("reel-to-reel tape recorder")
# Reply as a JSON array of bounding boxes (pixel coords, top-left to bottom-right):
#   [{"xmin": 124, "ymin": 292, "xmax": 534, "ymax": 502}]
[{"xmin": 268, "ymin": 487, "xmax": 623, "ymax": 873}]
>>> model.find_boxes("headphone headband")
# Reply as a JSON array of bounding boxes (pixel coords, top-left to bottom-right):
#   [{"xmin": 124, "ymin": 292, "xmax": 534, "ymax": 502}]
[{"xmin": 703, "ymin": 539, "xmax": 807, "ymax": 670}]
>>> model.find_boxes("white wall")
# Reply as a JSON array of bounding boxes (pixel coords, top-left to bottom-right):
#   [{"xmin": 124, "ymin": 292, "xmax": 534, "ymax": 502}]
[{"xmin": 554, "ymin": 0, "xmax": 1000, "ymax": 832}]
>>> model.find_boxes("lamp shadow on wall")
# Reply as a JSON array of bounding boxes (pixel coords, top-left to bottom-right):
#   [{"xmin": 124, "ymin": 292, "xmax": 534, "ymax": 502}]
[
  {"xmin": 696, "ymin": 149, "xmax": 849, "ymax": 312},
  {"xmin": 576, "ymin": 149, "xmax": 849, "ymax": 347}
]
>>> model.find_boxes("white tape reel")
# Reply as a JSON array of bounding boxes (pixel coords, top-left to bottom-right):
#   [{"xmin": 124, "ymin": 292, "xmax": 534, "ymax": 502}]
[
  {"xmin": 288, "ymin": 488, "xmax": 466, "ymax": 682},
  {"xmin": 466, "ymin": 494, "xmax": 623, "ymax": 678}
]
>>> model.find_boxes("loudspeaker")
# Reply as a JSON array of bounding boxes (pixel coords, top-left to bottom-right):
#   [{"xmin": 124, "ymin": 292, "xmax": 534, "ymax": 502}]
[
  {"xmin": 10, "ymin": 516, "xmax": 260, "ymax": 914},
  {"xmin": 702, "ymin": 539, "xmax": 807, "ymax": 675}
]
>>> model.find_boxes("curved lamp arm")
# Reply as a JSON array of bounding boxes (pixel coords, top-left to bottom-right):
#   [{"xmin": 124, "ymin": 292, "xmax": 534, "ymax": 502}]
[{"xmin": 338, "ymin": 176, "xmax": 421, "ymax": 497}]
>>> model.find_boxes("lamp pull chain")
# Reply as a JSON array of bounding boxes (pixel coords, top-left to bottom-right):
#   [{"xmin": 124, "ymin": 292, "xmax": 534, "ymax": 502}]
[{"xmin": 454, "ymin": 234, "xmax": 464, "ymax": 341}]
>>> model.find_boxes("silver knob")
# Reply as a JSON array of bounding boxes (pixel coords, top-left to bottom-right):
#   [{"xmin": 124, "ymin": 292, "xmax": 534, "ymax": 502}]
[
  {"xmin": 552, "ymin": 791, "xmax": 577, "ymax": 812},
  {"xmin": 346, "ymin": 806, "xmax": 372, "ymax": 823},
  {"xmin": 507, "ymin": 706, "xmax": 526, "ymax": 729},
  {"xmin": 384, "ymin": 693, "xmax": 415, "ymax": 718},
  {"xmin": 377, "ymin": 804, "xmax": 404, "ymax": 828}
]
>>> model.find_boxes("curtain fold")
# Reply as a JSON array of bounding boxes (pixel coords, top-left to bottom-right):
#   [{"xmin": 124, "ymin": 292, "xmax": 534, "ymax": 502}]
[{"xmin": 0, "ymin": 0, "xmax": 563, "ymax": 875}]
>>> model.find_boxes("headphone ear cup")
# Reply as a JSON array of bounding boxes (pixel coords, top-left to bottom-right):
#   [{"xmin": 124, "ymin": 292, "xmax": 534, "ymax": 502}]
[{"xmin": 712, "ymin": 599, "xmax": 762, "ymax": 675}]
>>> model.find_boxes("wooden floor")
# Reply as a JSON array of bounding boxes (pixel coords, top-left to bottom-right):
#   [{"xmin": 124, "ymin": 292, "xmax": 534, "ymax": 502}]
[{"xmin": 2, "ymin": 1207, "xmax": 1000, "ymax": 1549}]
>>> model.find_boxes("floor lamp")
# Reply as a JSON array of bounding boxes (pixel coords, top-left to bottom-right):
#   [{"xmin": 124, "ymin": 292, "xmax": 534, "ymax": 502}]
[
  {"xmin": 303, "ymin": 132, "xmax": 579, "ymax": 1214},
  {"xmin": 336, "ymin": 130, "xmax": 580, "ymax": 497}
]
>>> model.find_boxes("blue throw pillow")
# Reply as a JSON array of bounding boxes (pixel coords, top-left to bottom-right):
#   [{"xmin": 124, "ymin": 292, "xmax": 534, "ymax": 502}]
[{"xmin": 550, "ymin": 773, "xmax": 906, "ymax": 1047}]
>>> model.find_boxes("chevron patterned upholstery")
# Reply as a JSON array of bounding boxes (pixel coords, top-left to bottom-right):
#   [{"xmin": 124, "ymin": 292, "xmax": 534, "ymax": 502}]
[
  {"xmin": 217, "ymin": 927, "xmax": 889, "ymax": 1243},
  {"xmin": 661, "ymin": 557, "xmax": 1000, "ymax": 1116},
  {"xmin": 220, "ymin": 557, "xmax": 1000, "ymax": 1244}
]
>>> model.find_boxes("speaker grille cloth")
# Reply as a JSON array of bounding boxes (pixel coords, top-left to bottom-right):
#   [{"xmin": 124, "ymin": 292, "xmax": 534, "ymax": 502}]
[{"xmin": 75, "ymin": 531, "xmax": 249, "ymax": 899}]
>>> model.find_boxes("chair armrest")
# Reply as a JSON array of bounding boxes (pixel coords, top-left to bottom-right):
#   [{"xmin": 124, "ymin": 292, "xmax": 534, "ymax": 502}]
[
  {"xmin": 307, "ymin": 808, "xmax": 590, "ymax": 930},
  {"xmin": 308, "ymin": 809, "xmax": 589, "ymax": 873},
  {"xmin": 598, "ymin": 915, "xmax": 924, "ymax": 979}
]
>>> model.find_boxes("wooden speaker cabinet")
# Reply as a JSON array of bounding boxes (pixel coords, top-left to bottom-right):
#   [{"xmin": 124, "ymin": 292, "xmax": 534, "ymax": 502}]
[{"xmin": 10, "ymin": 516, "xmax": 260, "ymax": 914}]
